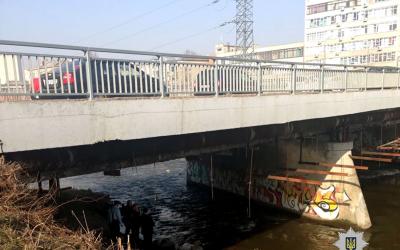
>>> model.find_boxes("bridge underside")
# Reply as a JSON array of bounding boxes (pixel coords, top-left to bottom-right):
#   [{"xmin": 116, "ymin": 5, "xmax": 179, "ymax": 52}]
[{"xmin": 4, "ymin": 107, "xmax": 400, "ymax": 179}]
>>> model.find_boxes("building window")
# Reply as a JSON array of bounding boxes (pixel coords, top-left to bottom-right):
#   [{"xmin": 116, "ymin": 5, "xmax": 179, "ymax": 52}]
[
  {"xmin": 342, "ymin": 14, "xmax": 348, "ymax": 22},
  {"xmin": 373, "ymin": 24, "xmax": 378, "ymax": 33},
  {"xmin": 389, "ymin": 37, "xmax": 396, "ymax": 45},
  {"xmin": 353, "ymin": 12, "xmax": 359, "ymax": 21},
  {"xmin": 307, "ymin": 3, "xmax": 327, "ymax": 15}
]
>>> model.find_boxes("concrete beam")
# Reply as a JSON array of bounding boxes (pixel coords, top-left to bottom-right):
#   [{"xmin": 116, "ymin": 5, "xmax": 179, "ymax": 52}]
[{"xmin": 1, "ymin": 90, "xmax": 400, "ymax": 153}]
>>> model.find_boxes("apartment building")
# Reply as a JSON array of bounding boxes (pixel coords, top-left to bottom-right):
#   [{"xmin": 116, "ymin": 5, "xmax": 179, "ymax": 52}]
[
  {"xmin": 215, "ymin": 42, "xmax": 304, "ymax": 63},
  {"xmin": 304, "ymin": 0, "xmax": 400, "ymax": 66}
]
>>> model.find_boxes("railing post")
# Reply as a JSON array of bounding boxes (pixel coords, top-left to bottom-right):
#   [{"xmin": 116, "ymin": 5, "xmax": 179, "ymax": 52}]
[
  {"xmin": 381, "ymin": 68, "xmax": 385, "ymax": 90},
  {"xmin": 16, "ymin": 55, "xmax": 27, "ymax": 94},
  {"xmin": 159, "ymin": 56, "xmax": 165, "ymax": 97},
  {"xmin": 344, "ymin": 66, "xmax": 348, "ymax": 92},
  {"xmin": 214, "ymin": 60, "xmax": 219, "ymax": 97},
  {"xmin": 320, "ymin": 65, "xmax": 324, "ymax": 93},
  {"xmin": 257, "ymin": 62, "xmax": 262, "ymax": 96},
  {"xmin": 291, "ymin": 64, "xmax": 296, "ymax": 94},
  {"xmin": 85, "ymin": 50, "xmax": 93, "ymax": 100},
  {"xmin": 365, "ymin": 67, "xmax": 368, "ymax": 91}
]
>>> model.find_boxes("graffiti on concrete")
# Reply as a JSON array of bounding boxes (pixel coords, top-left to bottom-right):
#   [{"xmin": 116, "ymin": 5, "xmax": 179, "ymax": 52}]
[
  {"xmin": 187, "ymin": 160, "xmax": 352, "ymax": 221},
  {"xmin": 309, "ymin": 185, "xmax": 339, "ymax": 220},
  {"xmin": 255, "ymin": 179, "xmax": 351, "ymax": 220}
]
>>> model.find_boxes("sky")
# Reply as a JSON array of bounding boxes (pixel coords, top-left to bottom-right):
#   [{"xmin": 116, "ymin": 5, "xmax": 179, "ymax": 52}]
[{"xmin": 0, "ymin": 0, "xmax": 305, "ymax": 55}]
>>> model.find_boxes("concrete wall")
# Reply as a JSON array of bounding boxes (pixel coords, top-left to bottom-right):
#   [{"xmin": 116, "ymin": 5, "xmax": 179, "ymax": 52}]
[
  {"xmin": 2, "ymin": 90, "xmax": 400, "ymax": 153},
  {"xmin": 187, "ymin": 140, "xmax": 371, "ymax": 229}
]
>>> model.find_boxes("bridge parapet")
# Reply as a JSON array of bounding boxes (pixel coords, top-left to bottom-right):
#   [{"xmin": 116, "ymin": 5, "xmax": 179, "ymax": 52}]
[{"xmin": 1, "ymin": 40, "xmax": 399, "ymax": 101}]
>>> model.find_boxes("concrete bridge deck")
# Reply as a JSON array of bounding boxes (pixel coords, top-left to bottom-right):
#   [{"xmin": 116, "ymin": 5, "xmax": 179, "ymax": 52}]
[{"xmin": 1, "ymin": 89, "xmax": 400, "ymax": 153}]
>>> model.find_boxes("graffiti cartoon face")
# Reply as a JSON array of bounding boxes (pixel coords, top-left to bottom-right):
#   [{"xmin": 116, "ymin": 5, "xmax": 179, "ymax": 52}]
[{"xmin": 311, "ymin": 185, "xmax": 339, "ymax": 220}]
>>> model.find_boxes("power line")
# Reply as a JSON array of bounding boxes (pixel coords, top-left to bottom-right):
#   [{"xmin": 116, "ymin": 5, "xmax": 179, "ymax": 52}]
[
  {"xmin": 73, "ymin": 0, "xmax": 183, "ymax": 44},
  {"xmin": 101, "ymin": 0, "xmax": 221, "ymax": 47},
  {"xmin": 150, "ymin": 22, "xmax": 229, "ymax": 51}
]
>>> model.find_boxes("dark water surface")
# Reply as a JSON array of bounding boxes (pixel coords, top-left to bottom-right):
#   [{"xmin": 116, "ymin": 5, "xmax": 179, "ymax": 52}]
[{"xmin": 60, "ymin": 159, "xmax": 400, "ymax": 249}]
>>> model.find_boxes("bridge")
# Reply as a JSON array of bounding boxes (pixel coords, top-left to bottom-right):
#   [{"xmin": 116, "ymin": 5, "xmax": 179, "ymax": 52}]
[
  {"xmin": 1, "ymin": 40, "xmax": 400, "ymax": 153},
  {"xmin": 2, "ymin": 40, "xmax": 400, "ymax": 229}
]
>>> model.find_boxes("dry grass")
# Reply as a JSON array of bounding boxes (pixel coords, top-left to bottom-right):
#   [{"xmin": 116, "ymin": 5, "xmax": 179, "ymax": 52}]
[{"xmin": 0, "ymin": 156, "xmax": 105, "ymax": 249}]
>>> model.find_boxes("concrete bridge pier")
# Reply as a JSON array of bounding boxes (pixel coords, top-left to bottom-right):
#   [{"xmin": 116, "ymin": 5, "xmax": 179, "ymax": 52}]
[{"xmin": 186, "ymin": 138, "xmax": 372, "ymax": 229}]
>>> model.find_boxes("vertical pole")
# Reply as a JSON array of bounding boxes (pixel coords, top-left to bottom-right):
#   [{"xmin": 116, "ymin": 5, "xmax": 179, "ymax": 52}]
[
  {"xmin": 56, "ymin": 175, "xmax": 60, "ymax": 197},
  {"xmin": 397, "ymin": 69, "xmax": 400, "ymax": 89},
  {"xmin": 214, "ymin": 60, "xmax": 219, "ymax": 97},
  {"xmin": 3, "ymin": 54, "xmax": 10, "ymax": 94},
  {"xmin": 360, "ymin": 127, "xmax": 363, "ymax": 154},
  {"xmin": 365, "ymin": 67, "xmax": 368, "ymax": 91},
  {"xmin": 299, "ymin": 136, "xmax": 303, "ymax": 163},
  {"xmin": 320, "ymin": 65, "xmax": 324, "ymax": 93},
  {"xmin": 49, "ymin": 177, "xmax": 56, "ymax": 194},
  {"xmin": 344, "ymin": 66, "xmax": 348, "ymax": 92},
  {"xmin": 56, "ymin": 176, "xmax": 60, "ymax": 189},
  {"xmin": 248, "ymin": 148, "xmax": 254, "ymax": 218},
  {"xmin": 257, "ymin": 62, "xmax": 262, "ymax": 96},
  {"xmin": 210, "ymin": 154, "xmax": 214, "ymax": 201},
  {"xmin": 85, "ymin": 51, "xmax": 93, "ymax": 100},
  {"xmin": 17, "ymin": 55, "xmax": 26, "ymax": 94},
  {"xmin": 159, "ymin": 56, "xmax": 165, "ymax": 97},
  {"xmin": 379, "ymin": 124, "xmax": 383, "ymax": 168},
  {"xmin": 291, "ymin": 64, "xmax": 297, "ymax": 94},
  {"xmin": 382, "ymin": 68, "xmax": 385, "ymax": 90},
  {"xmin": 37, "ymin": 172, "xmax": 43, "ymax": 194}
]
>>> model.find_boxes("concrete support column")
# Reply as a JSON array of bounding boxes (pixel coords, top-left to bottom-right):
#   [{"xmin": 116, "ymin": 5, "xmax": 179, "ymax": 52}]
[
  {"xmin": 316, "ymin": 142, "xmax": 371, "ymax": 229},
  {"xmin": 187, "ymin": 140, "xmax": 372, "ymax": 229}
]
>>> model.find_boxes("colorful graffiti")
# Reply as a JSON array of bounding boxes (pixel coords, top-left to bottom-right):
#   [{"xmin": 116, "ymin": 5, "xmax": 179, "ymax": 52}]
[
  {"xmin": 255, "ymin": 179, "xmax": 351, "ymax": 220},
  {"xmin": 310, "ymin": 185, "xmax": 339, "ymax": 220},
  {"xmin": 187, "ymin": 159, "xmax": 352, "ymax": 221}
]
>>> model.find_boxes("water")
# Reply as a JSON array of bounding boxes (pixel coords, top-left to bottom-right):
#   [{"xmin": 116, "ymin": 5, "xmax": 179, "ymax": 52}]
[{"xmin": 60, "ymin": 159, "xmax": 400, "ymax": 249}]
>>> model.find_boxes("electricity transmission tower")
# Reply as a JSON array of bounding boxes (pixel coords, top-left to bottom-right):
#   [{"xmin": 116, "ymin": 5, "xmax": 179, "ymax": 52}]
[{"xmin": 235, "ymin": 0, "xmax": 254, "ymax": 60}]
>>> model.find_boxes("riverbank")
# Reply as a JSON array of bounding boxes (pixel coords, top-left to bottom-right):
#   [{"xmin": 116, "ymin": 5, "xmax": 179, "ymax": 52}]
[{"xmin": 0, "ymin": 158, "xmax": 106, "ymax": 249}]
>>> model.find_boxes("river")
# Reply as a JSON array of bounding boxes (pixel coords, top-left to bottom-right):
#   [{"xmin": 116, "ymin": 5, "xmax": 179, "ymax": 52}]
[{"xmin": 59, "ymin": 159, "xmax": 400, "ymax": 249}]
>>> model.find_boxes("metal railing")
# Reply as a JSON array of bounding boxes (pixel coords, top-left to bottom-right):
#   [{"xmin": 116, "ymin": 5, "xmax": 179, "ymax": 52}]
[{"xmin": 1, "ymin": 40, "xmax": 400, "ymax": 101}]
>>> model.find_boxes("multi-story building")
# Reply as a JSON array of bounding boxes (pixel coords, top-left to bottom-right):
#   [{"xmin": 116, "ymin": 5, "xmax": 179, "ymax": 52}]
[
  {"xmin": 215, "ymin": 42, "xmax": 305, "ymax": 63},
  {"xmin": 304, "ymin": 0, "xmax": 400, "ymax": 66}
]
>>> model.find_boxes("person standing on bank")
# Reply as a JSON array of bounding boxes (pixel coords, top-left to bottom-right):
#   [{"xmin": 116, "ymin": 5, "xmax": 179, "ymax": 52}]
[
  {"xmin": 107, "ymin": 200, "xmax": 124, "ymax": 241},
  {"xmin": 130, "ymin": 203, "xmax": 141, "ymax": 247},
  {"xmin": 140, "ymin": 207, "xmax": 154, "ymax": 250},
  {"xmin": 122, "ymin": 201, "xmax": 133, "ymax": 239},
  {"xmin": 122, "ymin": 200, "xmax": 141, "ymax": 248}
]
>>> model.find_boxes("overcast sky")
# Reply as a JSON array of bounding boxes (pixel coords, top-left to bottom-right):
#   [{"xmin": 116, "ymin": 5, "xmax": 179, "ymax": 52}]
[{"xmin": 0, "ymin": 0, "xmax": 305, "ymax": 55}]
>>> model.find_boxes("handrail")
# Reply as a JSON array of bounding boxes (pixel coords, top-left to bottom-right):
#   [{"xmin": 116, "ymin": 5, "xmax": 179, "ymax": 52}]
[
  {"xmin": 1, "ymin": 39, "xmax": 400, "ymax": 70},
  {"xmin": 1, "ymin": 39, "xmax": 400, "ymax": 100}
]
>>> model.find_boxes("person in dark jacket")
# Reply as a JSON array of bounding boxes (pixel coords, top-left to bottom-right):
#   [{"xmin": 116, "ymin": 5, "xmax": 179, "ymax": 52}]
[
  {"xmin": 122, "ymin": 200, "xmax": 141, "ymax": 248},
  {"xmin": 130, "ymin": 203, "xmax": 141, "ymax": 247},
  {"xmin": 107, "ymin": 200, "xmax": 124, "ymax": 241},
  {"xmin": 140, "ymin": 207, "xmax": 154, "ymax": 250}
]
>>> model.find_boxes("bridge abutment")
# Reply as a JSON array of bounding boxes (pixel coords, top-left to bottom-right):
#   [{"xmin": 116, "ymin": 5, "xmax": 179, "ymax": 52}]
[{"xmin": 187, "ymin": 139, "xmax": 372, "ymax": 229}]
